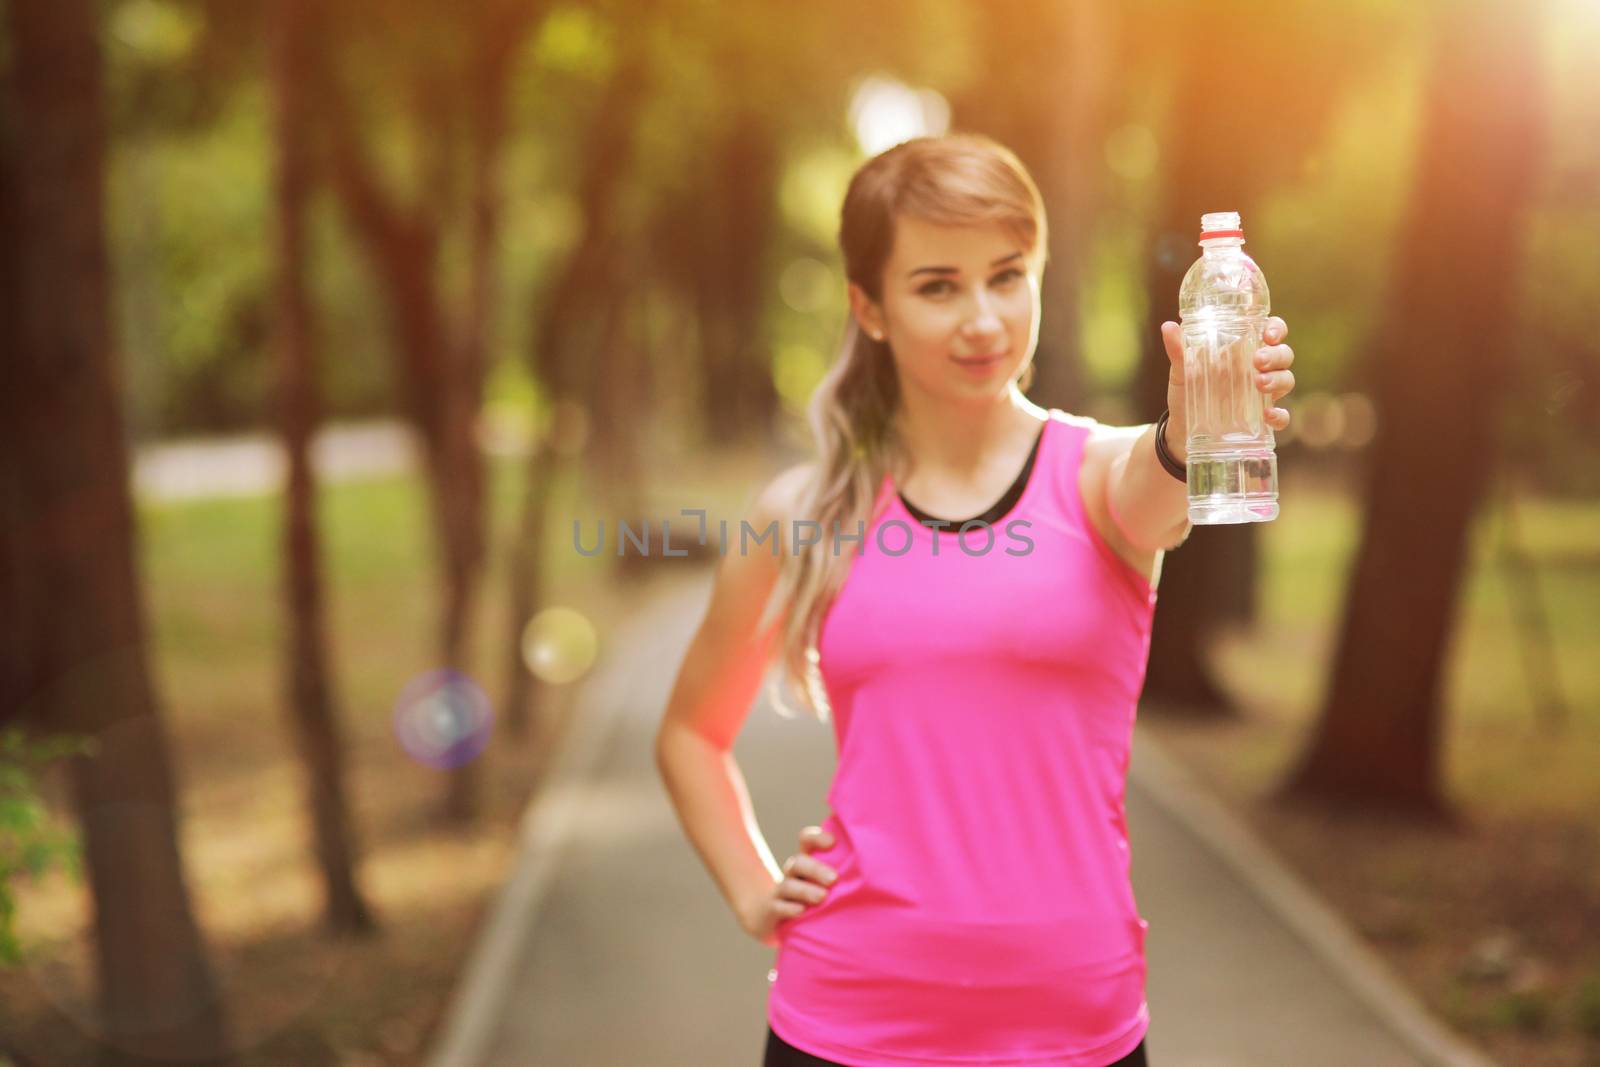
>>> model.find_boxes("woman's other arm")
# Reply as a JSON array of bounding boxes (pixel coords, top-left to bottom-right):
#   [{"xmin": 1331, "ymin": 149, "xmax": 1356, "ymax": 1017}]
[{"xmin": 653, "ymin": 463, "xmax": 814, "ymax": 938}]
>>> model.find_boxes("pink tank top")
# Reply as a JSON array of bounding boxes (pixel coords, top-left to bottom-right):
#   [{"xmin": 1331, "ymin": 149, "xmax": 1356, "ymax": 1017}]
[{"xmin": 767, "ymin": 410, "xmax": 1158, "ymax": 1066}]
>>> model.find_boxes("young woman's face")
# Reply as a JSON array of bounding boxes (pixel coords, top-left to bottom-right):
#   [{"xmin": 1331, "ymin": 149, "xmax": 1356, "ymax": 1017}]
[{"xmin": 850, "ymin": 215, "xmax": 1041, "ymax": 402}]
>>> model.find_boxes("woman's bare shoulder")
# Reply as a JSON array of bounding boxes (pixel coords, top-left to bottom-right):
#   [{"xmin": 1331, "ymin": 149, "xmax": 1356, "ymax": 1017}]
[
  {"xmin": 1044, "ymin": 406, "xmax": 1103, "ymax": 432},
  {"xmin": 1073, "ymin": 413, "xmax": 1149, "ymax": 469},
  {"xmin": 752, "ymin": 462, "xmax": 817, "ymax": 524},
  {"xmin": 748, "ymin": 460, "xmax": 819, "ymax": 547},
  {"xmin": 1043, "ymin": 408, "xmax": 1140, "ymax": 476},
  {"xmin": 744, "ymin": 462, "xmax": 820, "ymax": 556}
]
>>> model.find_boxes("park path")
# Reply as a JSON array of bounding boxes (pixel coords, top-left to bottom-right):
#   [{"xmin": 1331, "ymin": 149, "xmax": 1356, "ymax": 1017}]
[
  {"xmin": 425, "ymin": 572, "xmax": 1499, "ymax": 1067},
  {"xmin": 131, "ymin": 419, "xmax": 419, "ymax": 501}
]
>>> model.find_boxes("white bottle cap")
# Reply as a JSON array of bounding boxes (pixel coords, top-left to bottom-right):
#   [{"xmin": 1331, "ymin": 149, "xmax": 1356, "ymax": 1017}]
[{"xmin": 1199, "ymin": 211, "xmax": 1244, "ymax": 242}]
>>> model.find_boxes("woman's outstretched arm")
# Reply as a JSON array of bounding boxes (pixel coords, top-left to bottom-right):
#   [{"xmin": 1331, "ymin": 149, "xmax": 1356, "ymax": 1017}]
[{"xmin": 1104, "ymin": 420, "xmax": 1192, "ymax": 555}]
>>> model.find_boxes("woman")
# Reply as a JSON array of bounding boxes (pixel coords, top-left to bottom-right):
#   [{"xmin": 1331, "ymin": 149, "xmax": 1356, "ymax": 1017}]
[{"xmin": 654, "ymin": 133, "xmax": 1296, "ymax": 1067}]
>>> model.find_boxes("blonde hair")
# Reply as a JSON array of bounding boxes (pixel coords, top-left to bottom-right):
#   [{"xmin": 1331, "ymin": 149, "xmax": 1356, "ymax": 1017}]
[{"xmin": 760, "ymin": 132, "xmax": 1049, "ymax": 722}]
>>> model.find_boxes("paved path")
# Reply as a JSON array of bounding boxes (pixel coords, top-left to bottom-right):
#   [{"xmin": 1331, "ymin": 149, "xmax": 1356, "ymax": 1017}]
[
  {"xmin": 132, "ymin": 419, "xmax": 422, "ymax": 501},
  {"xmin": 429, "ymin": 574, "xmax": 1497, "ymax": 1067}
]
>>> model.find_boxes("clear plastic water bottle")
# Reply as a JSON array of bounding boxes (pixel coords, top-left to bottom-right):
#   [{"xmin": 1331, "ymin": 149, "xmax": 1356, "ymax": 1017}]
[{"xmin": 1177, "ymin": 211, "xmax": 1279, "ymax": 524}]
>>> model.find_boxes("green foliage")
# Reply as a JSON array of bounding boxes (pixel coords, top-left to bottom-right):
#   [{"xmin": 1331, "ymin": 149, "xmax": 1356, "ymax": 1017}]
[
  {"xmin": 777, "ymin": 144, "xmax": 860, "ymax": 251},
  {"xmin": 1491, "ymin": 989, "xmax": 1555, "ymax": 1034},
  {"xmin": 1255, "ymin": 45, "xmax": 1424, "ymax": 399},
  {"xmin": 0, "ymin": 729, "xmax": 94, "ymax": 968},
  {"xmin": 1078, "ymin": 230, "xmax": 1148, "ymax": 394},
  {"xmin": 111, "ymin": 82, "xmax": 275, "ymax": 435},
  {"xmin": 1575, "ymin": 972, "xmax": 1600, "ymax": 1037}
]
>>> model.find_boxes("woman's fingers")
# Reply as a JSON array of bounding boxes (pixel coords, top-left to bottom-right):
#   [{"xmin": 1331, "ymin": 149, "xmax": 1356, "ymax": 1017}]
[
  {"xmin": 800, "ymin": 825, "xmax": 835, "ymax": 850},
  {"xmin": 1255, "ymin": 369, "xmax": 1295, "ymax": 400},
  {"xmin": 772, "ymin": 893, "xmax": 806, "ymax": 915},
  {"xmin": 1253, "ymin": 343, "xmax": 1294, "ymax": 372},
  {"xmin": 767, "ymin": 898, "xmax": 805, "ymax": 928},
  {"xmin": 778, "ymin": 876, "xmax": 829, "ymax": 904},
  {"xmin": 776, "ymin": 827, "xmax": 841, "ymax": 913},
  {"xmin": 782, "ymin": 851, "xmax": 839, "ymax": 887}
]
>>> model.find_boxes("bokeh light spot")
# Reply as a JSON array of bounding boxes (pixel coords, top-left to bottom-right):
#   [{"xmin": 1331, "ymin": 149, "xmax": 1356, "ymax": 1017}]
[
  {"xmin": 1337, "ymin": 392, "xmax": 1378, "ymax": 450},
  {"xmin": 779, "ymin": 257, "xmax": 835, "ymax": 314},
  {"xmin": 520, "ymin": 607, "xmax": 599, "ymax": 685},
  {"xmin": 1295, "ymin": 391, "xmax": 1343, "ymax": 450},
  {"xmin": 393, "ymin": 670, "xmax": 493, "ymax": 770},
  {"xmin": 849, "ymin": 76, "xmax": 949, "ymax": 155},
  {"xmin": 110, "ymin": 0, "xmax": 202, "ymax": 63}
]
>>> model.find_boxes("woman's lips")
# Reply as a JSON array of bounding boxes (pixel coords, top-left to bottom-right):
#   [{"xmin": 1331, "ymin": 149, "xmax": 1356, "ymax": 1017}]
[{"xmin": 951, "ymin": 352, "xmax": 1007, "ymax": 376}]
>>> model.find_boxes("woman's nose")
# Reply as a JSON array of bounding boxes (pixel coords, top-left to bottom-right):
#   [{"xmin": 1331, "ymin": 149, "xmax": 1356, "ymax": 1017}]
[{"xmin": 961, "ymin": 291, "xmax": 1005, "ymax": 339}]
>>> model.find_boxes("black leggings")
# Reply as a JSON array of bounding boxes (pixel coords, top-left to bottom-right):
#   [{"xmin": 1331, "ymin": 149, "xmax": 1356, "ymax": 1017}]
[{"xmin": 763, "ymin": 1027, "xmax": 1148, "ymax": 1066}]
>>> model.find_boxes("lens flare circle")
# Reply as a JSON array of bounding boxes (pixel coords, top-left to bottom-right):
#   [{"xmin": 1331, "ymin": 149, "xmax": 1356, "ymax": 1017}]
[
  {"xmin": 393, "ymin": 669, "xmax": 493, "ymax": 769},
  {"xmin": 520, "ymin": 607, "xmax": 599, "ymax": 685}
]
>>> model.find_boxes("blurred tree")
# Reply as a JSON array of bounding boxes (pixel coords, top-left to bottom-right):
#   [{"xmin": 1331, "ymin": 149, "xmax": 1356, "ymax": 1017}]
[
  {"xmin": 103, "ymin": 0, "xmax": 396, "ymax": 439},
  {"xmin": 1132, "ymin": 0, "xmax": 1394, "ymax": 716},
  {"xmin": 269, "ymin": 0, "xmax": 378, "ymax": 935},
  {"xmin": 0, "ymin": 0, "xmax": 232, "ymax": 1060},
  {"xmin": 629, "ymin": 0, "xmax": 966, "ymax": 453},
  {"xmin": 691, "ymin": 106, "xmax": 783, "ymax": 444},
  {"xmin": 502, "ymin": 18, "xmax": 650, "ymax": 739},
  {"xmin": 1279, "ymin": 0, "xmax": 1547, "ymax": 823},
  {"xmin": 948, "ymin": 2, "xmax": 1122, "ymax": 413},
  {"xmin": 313, "ymin": 0, "xmax": 545, "ymax": 821}
]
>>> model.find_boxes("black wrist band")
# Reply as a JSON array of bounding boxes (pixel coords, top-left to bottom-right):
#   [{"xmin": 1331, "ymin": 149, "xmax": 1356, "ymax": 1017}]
[{"xmin": 1154, "ymin": 409, "xmax": 1187, "ymax": 482}]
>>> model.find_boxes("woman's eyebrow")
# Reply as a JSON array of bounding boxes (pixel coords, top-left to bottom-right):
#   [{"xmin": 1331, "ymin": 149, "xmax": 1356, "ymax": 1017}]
[{"xmin": 906, "ymin": 251, "xmax": 1024, "ymax": 279}]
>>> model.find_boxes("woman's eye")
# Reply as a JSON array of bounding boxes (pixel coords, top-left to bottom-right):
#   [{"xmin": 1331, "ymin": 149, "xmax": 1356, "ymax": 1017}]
[
  {"xmin": 918, "ymin": 279, "xmax": 955, "ymax": 297},
  {"xmin": 991, "ymin": 268, "xmax": 1024, "ymax": 287}
]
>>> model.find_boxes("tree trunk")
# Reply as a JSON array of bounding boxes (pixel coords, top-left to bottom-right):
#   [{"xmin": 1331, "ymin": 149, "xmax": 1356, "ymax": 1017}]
[
  {"xmin": 1, "ymin": 2, "xmax": 232, "ymax": 1061},
  {"xmin": 315, "ymin": 4, "xmax": 540, "ymax": 822},
  {"xmin": 696, "ymin": 111, "xmax": 781, "ymax": 446},
  {"xmin": 503, "ymin": 46, "xmax": 647, "ymax": 736},
  {"xmin": 948, "ymin": 4, "xmax": 1118, "ymax": 412},
  {"xmin": 1033, "ymin": 0, "xmax": 1118, "ymax": 413},
  {"xmin": 594, "ymin": 274, "xmax": 653, "ymax": 581},
  {"xmin": 1277, "ymin": 0, "xmax": 1545, "ymax": 823},
  {"xmin": 270, "ymin": 0, "xmax": 378, "ymax": 935},
  {"xmin": 439, "ymin": 2, "xmax": 525, "ymax": 823},
  {"xmin": 501, "ymin": 437, "xmax": 558, "ymax": 742}
]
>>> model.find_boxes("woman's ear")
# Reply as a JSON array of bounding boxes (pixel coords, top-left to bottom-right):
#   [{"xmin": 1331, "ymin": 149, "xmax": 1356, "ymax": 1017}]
[{"xmin": 847, "ymin": 282, "xmax": 886, "ymax": 343}]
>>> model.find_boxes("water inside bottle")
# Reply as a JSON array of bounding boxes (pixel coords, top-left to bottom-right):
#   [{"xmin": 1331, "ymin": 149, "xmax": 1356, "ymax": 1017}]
[
  {"xmin": 1181, "ymin": 317, "xmax": 1278, "ymax": 523},
  {"xmin": 1185, "ymin": 451, "xmax": 1279, "ymax": 523}
]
